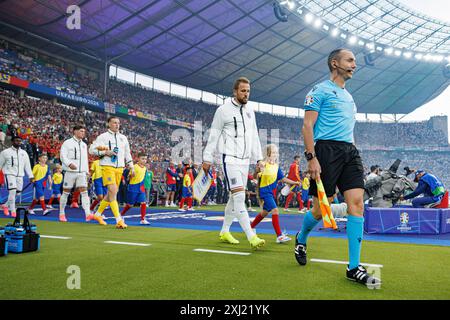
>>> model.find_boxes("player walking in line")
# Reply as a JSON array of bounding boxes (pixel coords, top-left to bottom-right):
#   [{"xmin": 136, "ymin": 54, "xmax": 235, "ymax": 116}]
[
  {"xmin": 294, "ymin": 48, "xmax": 381, "ymax": 287},
  {"xmin": 283, "ymin": 155, "xmax": 302, "ymax": 212},
  {"xmin": 299, "ymin": 172, "xmax": 311, "ymax": 213},
  {"xmin": 165, "ymin": 160, "xmax": 178, "ymax": 207},
  {"xmin": 89, "ymin": 159, "xmax": 107, "ymax": 213},
  {"xmin": 251, "ymin": 144, "xmax": 300, "ymax": 243},
  {"xmin": 202, "ymin": 77, "xmax": 265, "ymax": 249},
  {"xmin": 47, "ymin": 164, "xmax": 63, "ymax": 209},
  {"xmin": 178, "ymin": 166, "xmax": 194, "ymax": 212},
  {"xmin": 0, "ymin": 135, "xmax": 34, "ymax": 218},
  {"xmin": 89, "ymin": 116, "xmax": 134, "ymax": 229},
  {"xmin": 59, "ymin": 124, "xmax": 92, "ymax": 222},
  {"xmin": 120, "ymin": 153, "xmax": 151, "ymax": 225},
  {"xmin": 28, "ymin": 153, "xmax": 52, "ymax": 215}
]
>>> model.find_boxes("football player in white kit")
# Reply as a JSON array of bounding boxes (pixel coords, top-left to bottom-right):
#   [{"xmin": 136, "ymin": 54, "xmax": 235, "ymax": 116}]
[
  {"xmin": 0, "ymin": 136, "xmax": 34, "ymax": 217},
  {"xmin": 59, "ymin": 124, "xmax": 91, "ymax": 222},
  {"xmin": 202, "ymin": 77, "xmax": 265, "ymax": 249}
]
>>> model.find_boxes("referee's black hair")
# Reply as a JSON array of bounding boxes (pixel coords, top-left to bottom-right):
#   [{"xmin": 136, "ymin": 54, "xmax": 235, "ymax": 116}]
[{"xmin": 327, "ymin": 48, "xmax": 351, "ymax": 72}]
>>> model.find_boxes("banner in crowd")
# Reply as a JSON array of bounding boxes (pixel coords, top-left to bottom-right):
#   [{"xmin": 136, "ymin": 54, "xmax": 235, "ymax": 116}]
[
  {"xmin": 54, "ymin": 90, "xmax": 103, "ymax": 109},
  {"xmin": 117, "ymin": 106, "xmax": 128, "ymax": 114},
  {"xmin": 104, "ymin": 102, "xmax": 115, "ymax": 114},
  {"xmin": 0, "ymin": 72, "xmax": 30, "ymax": 88},
  {"xmin": 0, "ymin": 72, "xmax": 10, "ymax": 84},
  {"xmin": 27, "ymin": 82, "xmax": 54, "ymax": 95},
  {"xmin": 136, "ymin": 112, "xmax": 158, "ymax": 121}
]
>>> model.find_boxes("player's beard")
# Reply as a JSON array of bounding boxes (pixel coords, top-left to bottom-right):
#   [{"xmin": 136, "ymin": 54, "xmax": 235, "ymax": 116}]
[{"xmin": 236, "ymin": 96, "xmax": 248, "ymax": 105}]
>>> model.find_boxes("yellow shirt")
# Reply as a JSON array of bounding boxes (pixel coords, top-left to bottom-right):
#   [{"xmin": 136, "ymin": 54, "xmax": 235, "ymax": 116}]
[
  {"xmin": 32, "ymin": 164, "xmax": 50, "ymax": 183},
  {"xmin": 129, "ymin": 164, "xmax": 146, "ymax": 186},
  {"xmin": 302, "ymin": 177, "xmax": 310, "ymax": 190},
  {"xmin": 183, "ymin": 174, "xmax": 192, "ymax": 188},
  {"xmin": 52, "ymin": 172, "xmax": 63, "ymax": 185},
  {"xmin": 90, "ymin": 160, "xmax": 103, "ymax": 180},
  {"xmin": 258, "ymin": 163, "xmax": 284, "ymax": 197}
]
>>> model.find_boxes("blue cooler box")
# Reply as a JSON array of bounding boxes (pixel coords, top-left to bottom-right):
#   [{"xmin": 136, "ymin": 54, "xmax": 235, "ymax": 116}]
[
  {"xmin": 6, "ymin": 233, "xmax": 40, "ymax": 253},
  {"xmin": 4, "ymin": 208, "xmax": 40, "ymax": 253}
]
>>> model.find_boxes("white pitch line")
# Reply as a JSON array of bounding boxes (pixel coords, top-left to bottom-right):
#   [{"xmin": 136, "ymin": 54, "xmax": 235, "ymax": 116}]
[
  {"xmin": 310, "ymin": 258, "xmax": 383, "ymax": 268},
  {"xmin": 194, "ymin": 248, "xmax": 251, "ymax": 256},
  {"xmin": 41, "ymin": 235, "xmax": 72, "ymax": 240},
  {"xmin": 104, "ymin": 241, "xmax": 151, "ymax": 247}
]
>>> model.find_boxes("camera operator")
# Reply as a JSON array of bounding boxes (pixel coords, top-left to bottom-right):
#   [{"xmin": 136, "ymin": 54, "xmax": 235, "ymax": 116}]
[{"xmin": 400, "ymin": 169, "xmax": 445, "ymax": 208}]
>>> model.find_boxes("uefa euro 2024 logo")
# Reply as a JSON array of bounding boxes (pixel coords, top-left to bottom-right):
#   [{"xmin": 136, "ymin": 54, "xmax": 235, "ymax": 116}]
[
  {"xmin": 400, "ymin": 212, "xmax": 409, "ymax": 225},
  {"xmin": 397, "ymin": 212, "xmax": 412, "ymax": 232}
]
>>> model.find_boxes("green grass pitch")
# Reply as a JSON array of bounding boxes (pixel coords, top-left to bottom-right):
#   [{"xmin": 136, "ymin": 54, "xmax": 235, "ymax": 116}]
[{"xmin": 1, "ymin": 217, "xmax": 449, "ymax": 300}]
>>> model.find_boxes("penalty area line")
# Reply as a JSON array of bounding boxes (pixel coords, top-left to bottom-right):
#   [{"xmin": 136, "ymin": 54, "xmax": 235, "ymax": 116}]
[
  {"xmin": 310, "ymin": 258, "xmax": 383, "ymax": 268},
  {"xmin": 194, "ymin": 248, "xmax": 251, "ymax": 256},
  {"xmin": 41, "ymin": 235, "xmax": 72, "ymax": 240},
  {"xmin": 104, "ymin": 241, "xmax": 152, "ymax": 247}
]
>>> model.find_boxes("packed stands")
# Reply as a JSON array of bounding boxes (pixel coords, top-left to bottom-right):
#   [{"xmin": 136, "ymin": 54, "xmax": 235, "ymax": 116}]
[{"xmin": 1, "ymin": 42, "xmax": 449, "ymax": 198}]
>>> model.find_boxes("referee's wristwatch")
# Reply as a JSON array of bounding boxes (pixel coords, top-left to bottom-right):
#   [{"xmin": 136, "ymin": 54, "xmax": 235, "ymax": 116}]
[{"xmin": 304, "ymin": 151, "xmax": 316, "ymax": 161}]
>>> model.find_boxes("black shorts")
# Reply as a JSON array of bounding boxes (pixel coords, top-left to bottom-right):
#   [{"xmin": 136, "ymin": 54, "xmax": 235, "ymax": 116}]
[{"xmin": 309, "ymin": 140, "xmax": 364, "ymax": 198}]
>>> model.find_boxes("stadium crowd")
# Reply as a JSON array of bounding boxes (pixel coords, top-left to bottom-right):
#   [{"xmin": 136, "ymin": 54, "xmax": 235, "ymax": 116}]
[
  {"xmin": 1, "ymin": 42, "xmax": 446, "ymax": 150},
  {"xmin": 1, "ymin": 86, "xmax": 449, "ymax": 207},
  {"xmin": 0, "ymin": 43, "xmax": 99, "ymax": 99}
]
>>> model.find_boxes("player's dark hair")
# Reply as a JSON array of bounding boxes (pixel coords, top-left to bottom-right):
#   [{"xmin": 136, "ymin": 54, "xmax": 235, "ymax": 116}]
[
  {"xmin": 328, "ymin": 48, "xmax": 350, "ymax": 72},
  {"xmin": 73, "ymin": 124, "xmax": 85, "ymax": 131},
  {"xmin": 138, "ymin": 152, "xmax": 146, "ymax": 158},
  {"xmin": 107, "ymin": 116, "xmax": 119, "ymax": 123},
  {"xmin": 294, "ymin": 155, "xmax": 300, "ymax": 160},
  {"xmin": 233, "ymin": 77, "xmax": 250, "ymax": 91}
]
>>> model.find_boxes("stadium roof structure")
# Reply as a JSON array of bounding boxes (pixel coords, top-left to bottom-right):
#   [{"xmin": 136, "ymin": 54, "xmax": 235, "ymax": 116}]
[{"xmin": 0, "ymin": 0, "xmax": 449, "ymax": 114}]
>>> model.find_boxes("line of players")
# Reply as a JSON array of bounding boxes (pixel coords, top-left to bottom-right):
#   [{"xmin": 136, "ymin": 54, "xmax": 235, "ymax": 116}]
[
  {"xmin": 0, "ymin": 118, "xmax": 154, "ymax": 228},
  {"xmin": 1, "ymin": 133, "xmax": 308, "ymax": 241}
]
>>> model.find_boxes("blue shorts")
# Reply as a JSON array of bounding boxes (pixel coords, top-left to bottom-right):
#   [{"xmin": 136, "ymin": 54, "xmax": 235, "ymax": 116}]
[
  {"xmin": 261, "ymin": 194, "xmax": 277, "ymax": 212},
  {"xmin": 52, "ymin": 188, "xmax": 61, "ymax": 196},
  {"xmin": 302, "ymin": 189, "xmax": 309, "ymax": 203},
  {"xmin": 94, "ymin": 178, "xmax": 108, "ymax": 196},
  {"xmin": 34, "ymin": 183, "xmax": 45, "ymax": 199},
  {"xmin": 126, "ymin": 191, "xmax": 146, "ymax": 205},
  {"xmin": 182, "ymin": 188, "xmax": 192, "ymax": 198},
  {"xmin": 167, "ymin": 184, "xmax": 176, "ymax": 192}
]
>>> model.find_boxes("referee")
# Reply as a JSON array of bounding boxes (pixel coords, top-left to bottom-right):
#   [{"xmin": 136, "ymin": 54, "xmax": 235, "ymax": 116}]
[{"xmin": 294, "ymin": 48, "xmax": 381, "ymax": 287}]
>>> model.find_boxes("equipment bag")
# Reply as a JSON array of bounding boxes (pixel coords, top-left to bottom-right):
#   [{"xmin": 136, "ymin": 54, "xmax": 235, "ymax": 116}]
[{"xmin": 5, "ymin": 208, "xmax": 40, "ymax": 253}]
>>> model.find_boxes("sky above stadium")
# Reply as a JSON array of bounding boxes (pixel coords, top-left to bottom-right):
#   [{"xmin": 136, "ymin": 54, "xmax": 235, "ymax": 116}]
[
  {"xmin": 396, "ymin": 0, "xmax": 450, "ymax": 141},
  {"xmin": 397, "ymin": 0, "xmax": 450, "ymax": 23}
]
